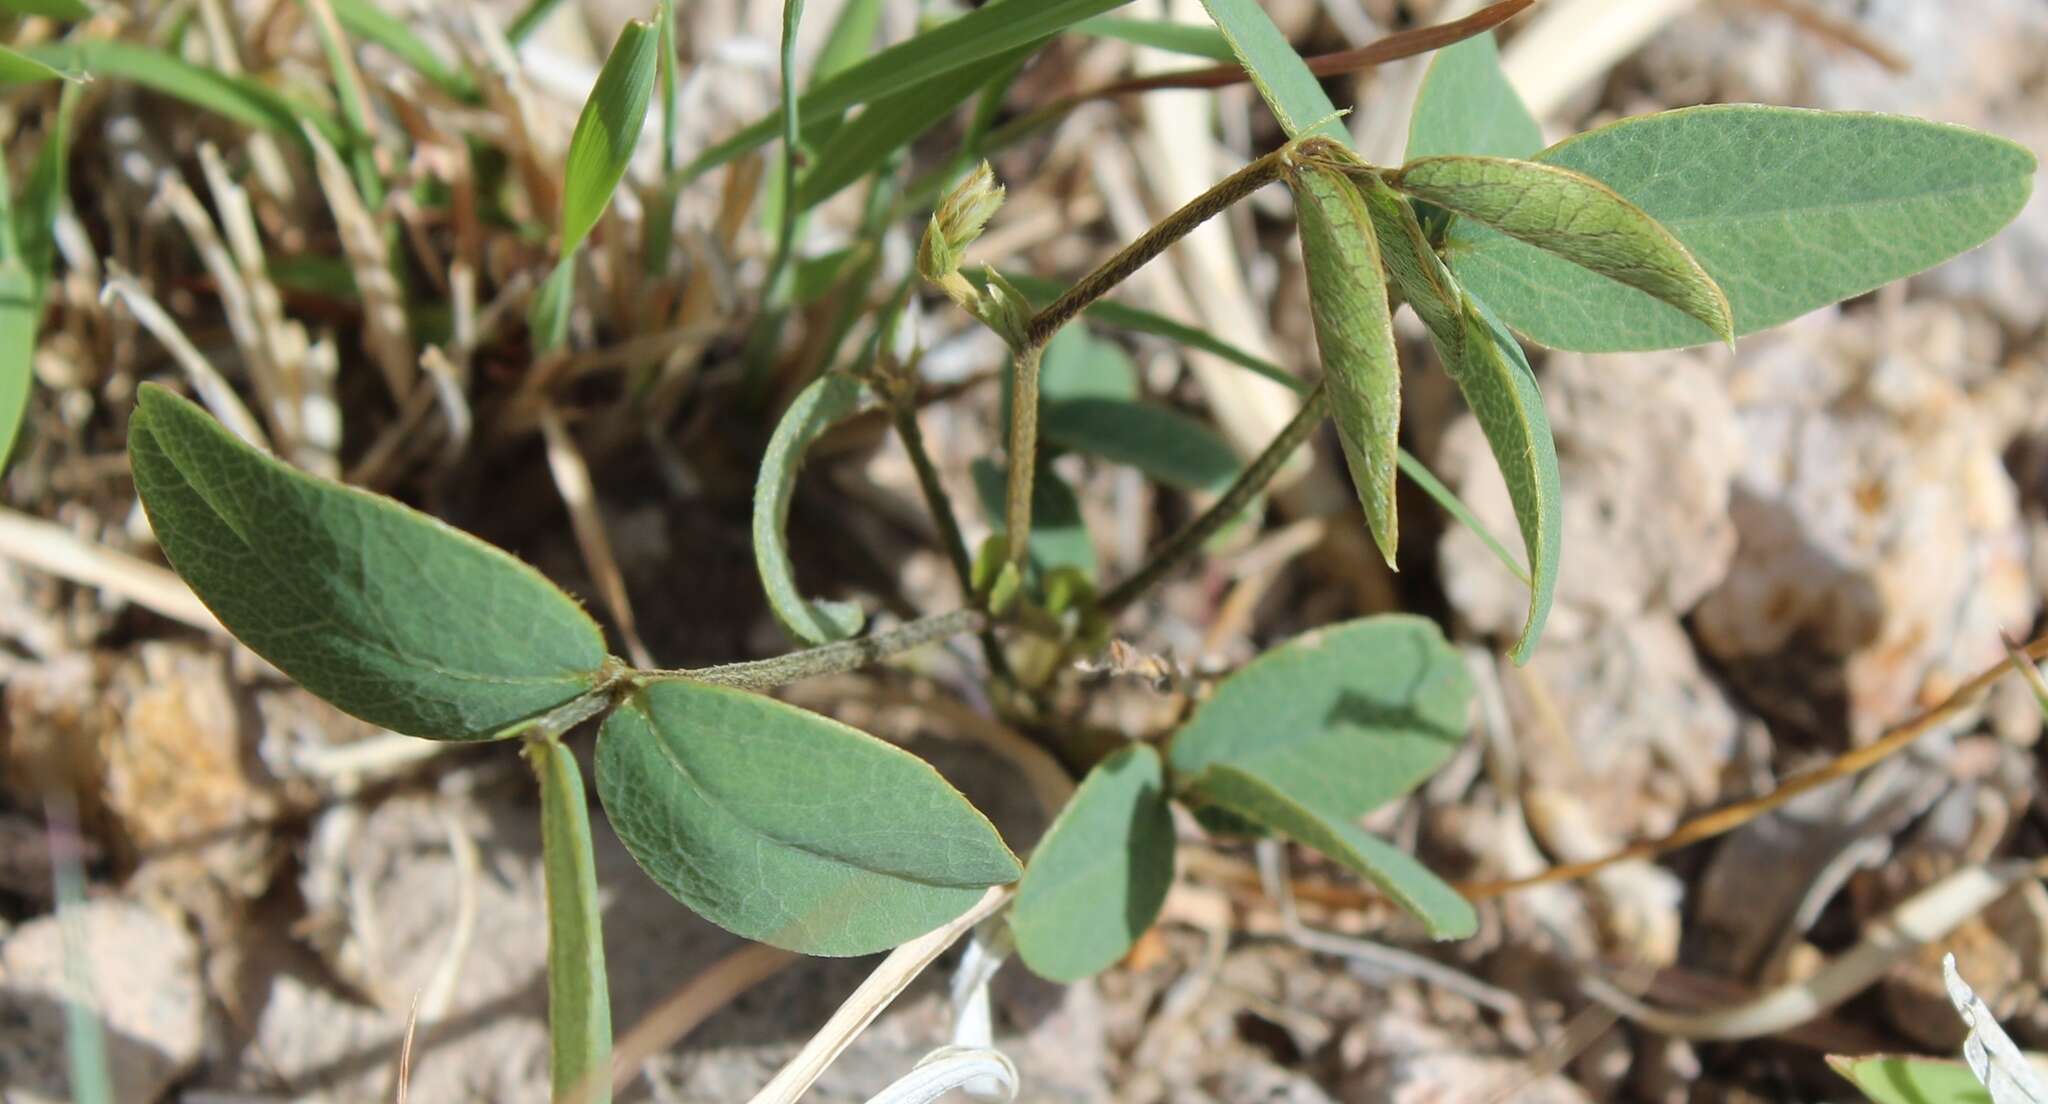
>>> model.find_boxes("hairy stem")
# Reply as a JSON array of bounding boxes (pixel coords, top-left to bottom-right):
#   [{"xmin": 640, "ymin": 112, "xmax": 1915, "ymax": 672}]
[
  {"xmin": 1100, "ymin": 382, "xmax": 1329, "ymax": 616},
  {"xmin": 1002, "ymin": 342, "xmax": 1044, "ymax": 572},
  {"xmin": 1024, "ymin": 148, "xmax": 1290, "ymax": 348},
  {"xmin": 643, "ymin": 608, "xmax": 988, "ymax": 691},
  {"xmin": 890, "ymin": 402, "xmax": 1014, "ymax": 683},
  {"xmin": 1001, "ymin": 149, "xmax": 1291, "ymax": 572}
]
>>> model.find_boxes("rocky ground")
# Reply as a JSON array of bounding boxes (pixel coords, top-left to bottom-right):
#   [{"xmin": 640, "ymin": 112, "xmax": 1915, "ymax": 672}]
[{"xmin": 2, "ymin": 0, "xmax": 2046, "ymax": 1101}]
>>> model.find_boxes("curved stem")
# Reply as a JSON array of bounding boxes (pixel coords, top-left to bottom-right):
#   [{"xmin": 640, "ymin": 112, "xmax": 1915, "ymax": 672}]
[
  {"xmin": 640, "ymin": 608, "xmax": 988, "ymax": 691},
  {"xmin": 1099, "ymin": 382, "xmax": 1329, "ymax": 616},
  {"xmin": 1024, "ymin": 149, "xmax": 1290, "ymax": 348}
]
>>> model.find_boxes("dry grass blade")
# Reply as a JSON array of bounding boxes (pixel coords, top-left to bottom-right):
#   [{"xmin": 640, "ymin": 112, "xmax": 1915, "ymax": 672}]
[
  {"xmin": 101, "ymin": 275, "xmax": 269, "ymax": 449},
  {"xmin": 1582, "ymin": 859, "xmax": 2048, "ymax": 1039},
  {"xmin": 1740, "ymin": 0, "xmax": 1909, "ymax": 72},
  {"xmin": 747, "ymin": 886, "xmax": 1015, "ymax": 1104},
  {"xmin": 1459, "ymin": 631, "xmax": 2048, "ymax": 900},
  {"xmin": 583, "ymin": 942, "xmax": 797, "ymax": 1103},
  {"xmin": 538, "ymin": 403, "xmax": 653, "ymax": 667},
  {"xmin": 303, "ymin": 124, "xmax": 414, "ymax": 403},
  {"xmin": 0, "ymin": 507, "xmax": 221, "ymax": 631}
]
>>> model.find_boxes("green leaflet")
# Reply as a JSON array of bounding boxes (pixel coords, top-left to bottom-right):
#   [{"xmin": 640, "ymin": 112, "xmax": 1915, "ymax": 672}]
[
  {"xmin": 1169, "ymin": 616, "xmax": 1471, "ymax": 820},
  {"xmin": 795, "ymin": 42, "xmax": 1040, "ymax": 212},
  {"xmin": 1827, "ymin": 1054, "xmax": 1993, "ymax": 1104},
  {"xmin": 1040, "ymin": 324, "xmax": 1138, "ymax": 404},
  {"xmin": 1444, "ymin": 105, "xmax": 2039, "ymax": 351},
  {"xmin": 1070, "ymin": 16, "xmax": 1233, "ymax": 61},
  {"xmin": 595, "ymin": 680, "xmax": 1021, "ymax": 956},
  {"xmin": 0, "ymin": 0, "xmax": 90, "ymax": 19},
  {"xmin": 330, "ymin": 0, "xmax": 477, "ymax": 102},
  {"xmin": 1289, "ymin": 161, "xmax": 1401, "ymax": 568},
  {"xmin": 971, "ymin": 459, "xmax": 1097, "ymax": 582},
  {"xmin": 1184, "ymin": 764, "xmax": 1475, "ymax": 939},
  {"xmin": 1196, "ymin": 0, "xmax": 1345, "ymax": 141},
  {"xmin": 1391, "ymin": 155, "xmax": 1734, "ymax": 344},
  {"xmin": 1010, "ymin": 745, "xmax": 1174, "ymax": 982},
  {"xmin": 1358, "ymin": 178, "xmax": 1559, "ymax": 662},
  {"xmin": 677, "ymin": 0, "xmax": 1128, "ymax": 182},
  {"xmin": 528, "ymin": 738, "xmax": 612, "ymax": 1104},
  {"xmin": 127, "ymin": 385, "xmax": 613, "ymax": 740},
  {"xmin": 1404, "ymin": 31, "xmax": 1540, "ymax": 160},
  {"xmin": 23, "ymin": 42, "xmax": 340, "ymax": 140},
  {"xmin": 1040, "ymin": 399, "xmax": 1240, "ymax": 497},
  {"xmin": 0, "ymin": 264, "xmax": 33, "ymax": 471},
  {"xmin": 997, "ymin": 271, "xmax": 1525, "ymax": 583},
  {"xmin": 561, "ymin": 19, "xmax": 659, "ymax": 254},
  {"xmin": 752, "ymin": 372, "xmax": 870, "ymax": 644}
]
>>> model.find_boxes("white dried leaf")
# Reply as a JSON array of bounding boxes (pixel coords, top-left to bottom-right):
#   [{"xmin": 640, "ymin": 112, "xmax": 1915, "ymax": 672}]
[{"xmin": 1944, "ymin": 952, "xmax": 2048, "ymax": 1104}]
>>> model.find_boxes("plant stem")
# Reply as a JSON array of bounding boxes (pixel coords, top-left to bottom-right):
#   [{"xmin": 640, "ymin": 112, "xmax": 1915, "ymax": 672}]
[
  {"xmin": 1099, "ymin": 381, "xmax": 1329, "ymax": 616},
  {"xmin": 1001, "ymin": 341, "xmax": 1043, "ymax": 573},
  {"xmin": 889, "ymin": 402, "xmax": 1014, "ymax": 684},
  {"xmin": 1001, "ymin": 148, "xmax": 1291, "ymax": 573},
  {"xmin": 892, "ymin": 405, "xmax": 974, "ymax": 593},
  {"xmin": 1024, "ymin": 148, "xmax": 1290, "ymax": 348},
  {"xmin": 643, "ymin": 608, "xmax": 988, "ymax": 691}
]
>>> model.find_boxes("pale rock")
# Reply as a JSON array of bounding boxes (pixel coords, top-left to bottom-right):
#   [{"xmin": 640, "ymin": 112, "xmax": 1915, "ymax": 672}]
[
  {"xmin": 1692, "ymin": 325, "xmax": 2035, "ymax": 741},
  {"xmin": 1342, "ymin": 1014, "xmax": 1591, "ymax": 1104},
  {"xmin": 1437, "ymin": 351, "xmax": 1741, "ymax": 648},
  {"xmin": 0, "ymin": 897, "xmax": 205, "ymax": 1103}
]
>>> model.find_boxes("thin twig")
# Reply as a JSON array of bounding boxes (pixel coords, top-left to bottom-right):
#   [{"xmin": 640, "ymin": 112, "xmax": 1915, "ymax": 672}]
[
  {"xmin": 1100, "ymin": 383, "xmax": 1329, "ymax": 616},
  {"xmin": 642, "ymin": 609, "xmax": 988, "ymax": 691},
  {"xmin": 1459, "ymin": 630, "xmax": 2048, "ymax": 899}
]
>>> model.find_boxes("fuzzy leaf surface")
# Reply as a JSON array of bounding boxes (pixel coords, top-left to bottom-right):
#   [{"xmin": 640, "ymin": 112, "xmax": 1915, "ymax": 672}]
[
  {"xmin": 1290, "ymin": 162, "xmax": 1401, "ymax": 567},
  {"xmin": 753, "ymin": 372, "xmax": 869, "ymax": 644},
  {"xmin": 595, "ymin": 680, "xmax": 1021, "ymax": 956},
  {"xmin": 127, "ymin": 385, "xmax": 611, "ymax": 740},
  {"xmin": 1011, "ymin": 745, "xmax": 1174, "ymax": 981},
  {"xmin": 1393, "ymin": 155, "xmax": 1734, "ymax": 343},
  {"xmin": 530, "ymin": 738, "xmax": 611, "ymax": 1104},
  {"xmin": 1445, "ymin": 106, "xmax": 2038, "ymax": 351},
  {"xmin": 1404, "ymin": 31, "xmax": 1540, "ymax": 160}
]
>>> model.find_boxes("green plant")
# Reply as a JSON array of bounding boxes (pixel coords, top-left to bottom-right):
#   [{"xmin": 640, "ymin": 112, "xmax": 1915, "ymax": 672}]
[{"xmin": 116, "ymin": 0, "xmax": 2035, "ymax": 1097}]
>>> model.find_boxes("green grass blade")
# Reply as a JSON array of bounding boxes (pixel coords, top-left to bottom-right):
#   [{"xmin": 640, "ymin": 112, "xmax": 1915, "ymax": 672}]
[
  {"xmin": 24, "ymin": 41, "xmax": 341, "ymax": 139},
  {"xmin": 753, "ymin": 372, "xmax": 870, "ymax": 644},
  {"xmin": 1071, "ymin": 15, "xmax": 1233, "ymax": 61},
  {"xmin": 303, "ymin": 0, "xmax": 385, "ymax": 207},
  {"xmin": 0, "ymin": 44, "xmax": 71, "ymax": 84},
  {"xmin": 1445, "ymin": 106, "xmax": 2039, "ymax": 351},
  {"xmin": 1396, "ymin": 450, "xmax": 1527, "ymax": 587},
  {"xmin": 330, "ymin": 0, "xmax": 478, "ymax": 101},
  {"xmin": 1392, "ymin": 155, "xmax": 1734, "ymax": 344},
  {"xmin": 0, "ymin": 0, "xmax": 91, "ymax": 20},
  {"xmin": 0, "ymin": 264, "xmax": 36, "ymax": 471},
  {"xmin": 1827, "ymin": 1054, "xmax": 1996, "ymax": 1104},
  {"xmin": 15, "ymin": 81, "xmax": 76, "ymax": 285},
  {"xmin": 1195, "ymin": 0, "xmax": 1346, "ymax": 141},
  {"xmin": 504, "ymin": 0, "xmax": 566, "ymax": 46},
  {"xmin": 794, "ymin": 41, "xmax": 1038, "ymax": 212},
  {"xmin": 528, "ymin": 737, "xmax": 612, "ymax": 1104},
  {"xmin": 560, "ymin": 18, "xmax": 659, "ymax": 254},
  {"xmin": 676, "ymin": 0, "xmax": 1130, "ymax": 182},
  {"xmin": 1291, "ymin": 162, "xmax": 1401, "ymax": 567},
  {"xmin": 775, "ymin": 0, "xmax": 805, "ymax": 250},
  {"xmin": 1404, "ymin": 31, "xmax": 1539, "ymax": 160}
]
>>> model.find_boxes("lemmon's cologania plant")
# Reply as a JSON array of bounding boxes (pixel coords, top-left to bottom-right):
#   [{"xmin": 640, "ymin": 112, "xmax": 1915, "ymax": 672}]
[{"xmin": 124, "ymin": 0, "xmax": 2034, "ymax": 1097}]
